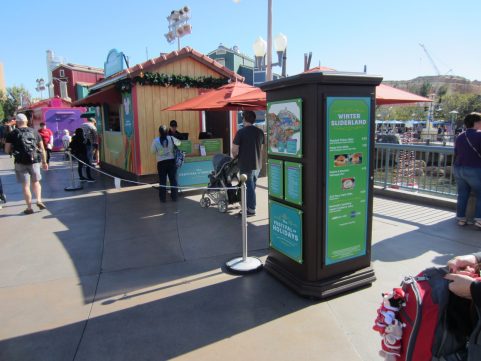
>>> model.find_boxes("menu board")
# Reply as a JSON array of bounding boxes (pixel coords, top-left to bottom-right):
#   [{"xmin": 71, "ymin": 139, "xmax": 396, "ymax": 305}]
[
  {"xmin": 324, "ymin": 97, "xmax": 370, "ymax": 266},
  {"xmin": 269, "ymin": 201, "xmax": 303, "ymax": 263},
  {"xmin": 284, "ymin": 162, "xmax": 302, "ymax": 205},
  {"xmin": 178, "ymin": 140, "xmax": 193, "ymax": 154},
  {"xmin": 268, "ymin": 159, "xmax": 284, "ymax": 199},
  {"xmin": 267, "ymin": 99, "xmax": 302, "ymax": 158},
  {"xmin": 199, "ymin": 139, "xmax": 223, "ymax": 155}
]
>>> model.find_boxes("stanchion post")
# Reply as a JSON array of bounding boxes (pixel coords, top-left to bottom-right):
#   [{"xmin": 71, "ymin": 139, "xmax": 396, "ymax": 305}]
[
  {"xmin": 64, "ymin": 151, "xmax": 83, "ymax": 191},
  {"xmin": 225, "ymin": 173, "xmax": 263, "ymax": 274}
]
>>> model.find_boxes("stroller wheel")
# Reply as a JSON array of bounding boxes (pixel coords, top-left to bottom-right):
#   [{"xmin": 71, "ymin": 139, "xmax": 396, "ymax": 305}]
[
  {"xmin": 218, "ymin": 200, "xmax": 228, "ymax": 213},
  {"xmin": 200, "ymin": 197, "xmax": 211, "ymax": 208}
]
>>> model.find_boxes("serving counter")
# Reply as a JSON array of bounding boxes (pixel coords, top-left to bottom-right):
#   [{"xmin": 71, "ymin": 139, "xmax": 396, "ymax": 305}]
[{"xmin": 177, "ymin": 138, "xmax": 223, "ymax": 187}]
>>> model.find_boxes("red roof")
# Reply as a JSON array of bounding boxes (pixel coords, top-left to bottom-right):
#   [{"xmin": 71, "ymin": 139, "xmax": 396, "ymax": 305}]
[
  {"xmin": 304, "ymin": 66, "xmax": 337, "ymax": 73},
  {"xmin": 91, "ymin": 46, "xmax": 244, "ymax": 90},
  {"xmin": 21, "ymin": 97, "xmax": 72, "ymax": 111}
]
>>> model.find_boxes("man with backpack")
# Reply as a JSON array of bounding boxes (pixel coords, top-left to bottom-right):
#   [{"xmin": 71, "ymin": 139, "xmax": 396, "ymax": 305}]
[{"xmin": 4, "ymin": 113, "xmax": 48, "ymax": 214}]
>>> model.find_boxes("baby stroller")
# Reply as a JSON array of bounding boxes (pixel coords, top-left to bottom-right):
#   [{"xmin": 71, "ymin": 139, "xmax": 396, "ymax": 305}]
[{"xmin": 200, "ymin": 154, "xmax": 240, "ymax": 213}]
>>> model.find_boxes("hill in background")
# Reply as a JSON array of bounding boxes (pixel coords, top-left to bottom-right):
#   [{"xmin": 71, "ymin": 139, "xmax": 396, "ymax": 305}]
[{"xmin": 385, "ymin": 75, "xmax": 481, "ymax": 96}]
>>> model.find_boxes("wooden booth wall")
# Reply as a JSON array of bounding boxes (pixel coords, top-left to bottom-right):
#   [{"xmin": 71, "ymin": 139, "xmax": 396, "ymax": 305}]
[{"xmin": 135, "ymin": 58, "xmax": 225, "ymax": 176}]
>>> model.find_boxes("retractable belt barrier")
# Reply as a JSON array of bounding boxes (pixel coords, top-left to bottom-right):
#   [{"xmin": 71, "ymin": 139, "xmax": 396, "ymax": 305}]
[
  {"xmin": 64, "ymin": 151, "xmax": 262, "ymax": 274},
  {"xmin": 66, "ymin": 151, "xmax": 237, "ymax": 191}
]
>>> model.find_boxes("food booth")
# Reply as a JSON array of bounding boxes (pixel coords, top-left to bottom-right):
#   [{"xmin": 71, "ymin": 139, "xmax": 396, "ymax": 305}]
[
  {"xmin": 75, "ymin": 47, "xmax": 243, "ymax": 185},
  {"xmin": 23, "ymin": 97, "xmax": 86, "ymax": 151}
]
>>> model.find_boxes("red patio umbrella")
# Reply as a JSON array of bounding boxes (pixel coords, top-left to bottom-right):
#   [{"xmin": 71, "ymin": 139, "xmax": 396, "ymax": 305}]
[
  {"xmin": 375, "ymin": 84, "xmax": 432, "ymax": 105},
  {"xmin": 163, "ymin": 81, "xmax": 265, "ymax": 111},
  {"xmin": 228, "ymin": 83, "xmax": 432, "ymax": 107},
  {"xmin": 165, "ymin": 74, "xmax": 431, "ymax": 111}
]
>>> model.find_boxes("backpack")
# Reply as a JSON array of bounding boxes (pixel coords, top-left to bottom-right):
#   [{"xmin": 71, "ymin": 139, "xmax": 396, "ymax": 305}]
[
  {"xmin": 12, "ymin": 128, "xmax": 40, "ymax": 164},
  {"xmin": 373, "ymin": 267, "xmax": 472, "ymax": 361},
  {"xmin": 171, "ymin": 137, "xmax": 185, "ymax": 168}
]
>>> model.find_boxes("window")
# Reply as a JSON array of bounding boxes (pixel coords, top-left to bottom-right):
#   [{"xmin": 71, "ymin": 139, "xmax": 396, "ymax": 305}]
[
  {"xmin": 59, "ymin": 69, "xmax": 65, "ymax": 77},
  {"xmin": 105, "ymin": 104, "xmax": 121, "ymax": 132},
  {"xmin": 216, "ymin": 58, "xmax": 225, "ymax": 67}
]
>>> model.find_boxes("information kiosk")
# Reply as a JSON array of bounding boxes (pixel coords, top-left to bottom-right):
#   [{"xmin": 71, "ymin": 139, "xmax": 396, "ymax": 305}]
[{"xmin": 261, "ymin": 71, "xmax": 383, "ymax": 298}]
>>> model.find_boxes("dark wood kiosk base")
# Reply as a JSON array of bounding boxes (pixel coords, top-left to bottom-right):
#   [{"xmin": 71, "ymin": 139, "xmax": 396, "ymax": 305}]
[
  {"xmin": 261, "ymin": 71, "xmax": 382, "ymax": 299},
  {"xmin": 265, "ymin": 257, "xmax": 376, "ymax": 299}
]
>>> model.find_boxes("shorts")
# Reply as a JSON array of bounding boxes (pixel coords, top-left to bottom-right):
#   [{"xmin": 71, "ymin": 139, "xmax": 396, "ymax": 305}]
[{"xmin": 15, "ymin": 162, "xmax": 42, "ymax": 183}]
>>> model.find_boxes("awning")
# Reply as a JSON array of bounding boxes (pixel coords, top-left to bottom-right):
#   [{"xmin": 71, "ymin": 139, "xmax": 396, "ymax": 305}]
[{"xmin": 74, "ymin": 86, "xmax": 121, "ymax": 107}]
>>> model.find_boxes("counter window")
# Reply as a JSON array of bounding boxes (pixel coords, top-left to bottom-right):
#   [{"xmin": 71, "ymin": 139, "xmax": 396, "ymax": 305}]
[{"xmin": 106, "ymin": 104, "xmax": 121, "ymax": 132}]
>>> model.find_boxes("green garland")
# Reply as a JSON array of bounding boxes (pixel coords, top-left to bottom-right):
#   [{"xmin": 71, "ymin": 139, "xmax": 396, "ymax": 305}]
[{"xmin": 115, "ymin": 72, "xmax": 229, "ymax": 92}]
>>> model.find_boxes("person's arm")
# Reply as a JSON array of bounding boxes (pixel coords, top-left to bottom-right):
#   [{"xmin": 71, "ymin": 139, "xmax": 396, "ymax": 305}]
[
  {"xmin": 37, "ymin": 140, "xmax": 48, "ymax": 170},
  {"xmin": 232, "ymin": 144, "xmax": 239, "ymax": 158},
  {"xmin": 232, "ymin": 131, "xmax": 240, "ymax": 158},
  {"xmin": 150, "ymin": 139, "xmax": 158, "ymax": 154},
  {"xmin": 4, "ymin": 142, "xmax": 11, "ymax": 155},
  {"xmin": 171, "ymin": 136, "xmax": 181, "ymax": 147}
]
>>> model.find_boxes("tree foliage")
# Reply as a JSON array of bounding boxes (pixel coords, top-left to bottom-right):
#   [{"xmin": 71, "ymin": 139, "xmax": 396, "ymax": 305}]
[
  {"xmin": 1, "ymin": 86, "xmax": 32, "ymax": 118},
  {"xmin": 0, "ymin": 90, "xmax": 5, "ymax": 120},
  {"xmin": 378, "ymin": 93, "xmax": 481, "ymax": 127}
]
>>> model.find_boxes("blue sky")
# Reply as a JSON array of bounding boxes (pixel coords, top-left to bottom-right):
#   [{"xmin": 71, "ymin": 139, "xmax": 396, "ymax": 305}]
[{"xmin": 1, "ymin": 0, "xmax": 479, "ymax": 96}]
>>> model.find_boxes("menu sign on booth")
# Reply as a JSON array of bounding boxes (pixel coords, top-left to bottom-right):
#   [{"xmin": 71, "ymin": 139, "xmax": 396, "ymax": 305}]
[
  {"xmin": 325, "ymin": 97, "xmax": 371, "ymax": 265},
  {"xmin": 284, "ymin": 161, "xmax": 302, "ymax": 205},
  {"xmin": 268, "ymin": 159, "xmax": 284, "ymax": 199}
]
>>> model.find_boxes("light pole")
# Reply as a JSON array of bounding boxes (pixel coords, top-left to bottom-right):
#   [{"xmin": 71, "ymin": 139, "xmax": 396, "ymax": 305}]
[
  {"xmin": 252, "ymin": 33, "xmax": 287, "ymax": 81},
  {"xmin": 35, "ymin": 78, "xmax": 46, "ymax": 99},
  {"xmin": 165, "ymin": 6, "xmax": 192, "ymax": 50},
  {"xmin": 252, "ymin": 0, "xmax": 287, "ymax": 81},
  {"xmin": 449, "ymin": 110, "xmax": 458, "ymax": 135}
]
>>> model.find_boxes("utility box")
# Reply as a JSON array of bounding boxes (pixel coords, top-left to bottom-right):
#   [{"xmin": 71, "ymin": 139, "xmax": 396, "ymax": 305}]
[{"xmin": 261, "ymin": 71, "xmax": 383, "ymax": 299}]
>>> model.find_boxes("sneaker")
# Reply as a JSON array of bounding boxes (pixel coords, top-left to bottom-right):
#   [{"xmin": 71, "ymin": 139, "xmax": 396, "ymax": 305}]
[
  {"xmin": 86, "ymin": 178, "xmax": 96, "ymax": 183},
  {"xmin": 23, "ymin": 208, "xmax": 34, "ymax": 215},
  {"xmin": 247, "ymin": 211, "xmax": 256, "ymax": 217},
  {"xmin": 79, "ymin": 177, "xmax": 88, "ymax": 182},
  {"xmin": 0, "ymin": 193, "xmax": 6, "ymax": 204}
]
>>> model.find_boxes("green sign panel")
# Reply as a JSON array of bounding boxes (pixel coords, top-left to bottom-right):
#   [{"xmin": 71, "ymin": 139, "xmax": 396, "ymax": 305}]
[
  {"xmin": 267, "ymin": 98, "xmax": 302, "ymax": 158},
  {"xmin": 178, "ymin": 140, "xmax": 193, "ymax": 154},
  {"xmin": 284, "ymin": 161, "xmax": 302, "ymax": 205},
  {"xmin": 200, "ymin": 139, "xmax": 222, "ymax": 155},
  {"xmin": 178, "ymin": 157, "xmax": 213, "ymax": 187},
  {"xmin": 269, "ymin": 201, "xmax": 303, "ymax": 264},
  {"xmin": 122, "ymin": 92, "xmax": 134, "ymax": 138},
  {"xmin": 268, "ymin": 159, "xmax": 284, "ymax": 199},
  {"xmin": 325, "ymin": 97, "xmax": 371, "ymax": 265}
]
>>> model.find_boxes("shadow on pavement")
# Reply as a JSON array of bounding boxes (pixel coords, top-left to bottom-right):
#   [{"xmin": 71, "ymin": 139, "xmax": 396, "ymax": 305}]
[{"xmin": 0, "ymin": 265, "xmax": 314, "ymax": 361}]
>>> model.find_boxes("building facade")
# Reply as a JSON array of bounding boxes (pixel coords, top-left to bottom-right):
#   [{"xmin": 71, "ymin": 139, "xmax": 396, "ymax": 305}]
[{"xmin": 51, "ymin": 63, "xmax": 104, "ymax": 102}]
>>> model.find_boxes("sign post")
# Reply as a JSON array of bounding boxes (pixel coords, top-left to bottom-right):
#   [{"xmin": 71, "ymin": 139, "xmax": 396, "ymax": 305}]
[{"xmin": 261, "ymin": 71, "xmax": 382, "ymax": 298}]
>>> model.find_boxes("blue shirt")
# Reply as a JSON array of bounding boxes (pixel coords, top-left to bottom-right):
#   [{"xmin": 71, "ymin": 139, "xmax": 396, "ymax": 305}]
[{"xmin": 454, "ymin": 129, "xmax": 481, "ymax": 168}]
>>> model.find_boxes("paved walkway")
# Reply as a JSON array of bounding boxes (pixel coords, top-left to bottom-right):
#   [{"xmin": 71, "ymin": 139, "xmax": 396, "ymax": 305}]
[{"xmin": 0, "ymin": 152, "xmax": 479, "ymax": 361}]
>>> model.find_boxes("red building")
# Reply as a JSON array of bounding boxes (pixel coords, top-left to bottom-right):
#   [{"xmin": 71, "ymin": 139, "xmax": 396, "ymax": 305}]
[{"xmin": 51, "ymin": 63, "xmax": 104, "ymax": 102}]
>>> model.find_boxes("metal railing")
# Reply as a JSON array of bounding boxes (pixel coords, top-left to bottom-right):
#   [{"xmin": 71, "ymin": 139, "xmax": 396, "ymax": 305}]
[{"xmin": 374, "ymin": 143, "xmax": 456, "ymax": 198}]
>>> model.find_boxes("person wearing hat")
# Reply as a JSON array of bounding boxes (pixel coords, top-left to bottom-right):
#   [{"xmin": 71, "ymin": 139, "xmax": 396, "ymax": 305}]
[
  {"xmin": 4, "ymin": 113, "xmax": 48, "ymax": 214},
  {"xmin": 168, "ymin": 120, "xmax": 181, "ymax": 137}
]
